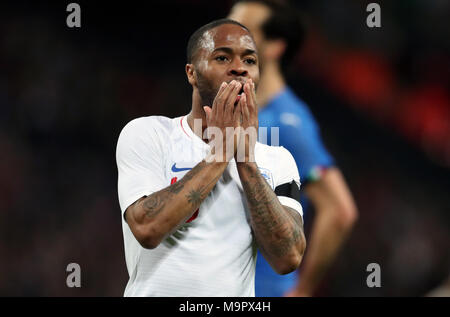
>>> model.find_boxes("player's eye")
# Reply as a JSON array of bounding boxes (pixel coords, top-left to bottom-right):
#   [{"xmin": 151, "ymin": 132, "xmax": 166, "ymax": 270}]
[
  {"xmin": 244, "ymin": 58, "xmax": 257, "ymax": 65},
  {"xmin": 215, "ymin": 55, "xmax": 228, "ymax": 62}
]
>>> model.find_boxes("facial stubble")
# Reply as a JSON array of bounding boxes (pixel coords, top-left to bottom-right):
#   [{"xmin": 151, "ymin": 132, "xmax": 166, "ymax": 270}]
[{"xmin": 196, "ymin": 69, "xmax": 221, "ymax": 108}]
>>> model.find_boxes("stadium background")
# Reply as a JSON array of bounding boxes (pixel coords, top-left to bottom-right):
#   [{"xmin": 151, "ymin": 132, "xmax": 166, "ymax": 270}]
[{"xmin": 0, "ymin": 0, "xmax": 448, "ymax": 296}]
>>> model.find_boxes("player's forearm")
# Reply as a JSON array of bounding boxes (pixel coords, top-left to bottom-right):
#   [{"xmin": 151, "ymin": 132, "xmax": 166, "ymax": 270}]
[
  {"xmin": 129, "ymin": 160, "xmax": 227, "ymax": 249},
  {"xmin": 237, "ymin": 162, "xmax": 305, "ymax": 274},
  {"xmin": 295, "ymin": 168, "xmax": 358, "ymax": 295},
  {"xmin": 296, "ymin": 206, "xmax": 353, "ymax": 294}
]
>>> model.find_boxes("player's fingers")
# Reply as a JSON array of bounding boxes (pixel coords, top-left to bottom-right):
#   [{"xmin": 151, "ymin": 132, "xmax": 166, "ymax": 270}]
[
  {"xmin": 244, "ymin": 80, "xmax": 255, "ymax": 112},
  {"xmin": 239, "ymin": 90, "xmax": 248, "ymax": 128},
  {"xmin": 250, "ymin": 81, "xmax": 258, "ymax": 128},
  {"xmin": 224, "ymin": 82, "xmax": 241, "ymax": 120},
  {"xmin": 213, "ymin": 82, "xmax": 228, "ymax": 118},
  {"xmin": 217, "ymin": 81, "xmax": 237, "ymax": 119},
  {"xmin": 224, "ymin": 80, "xmax": 241, "ymax": 114},
  {"xmin": 216, "ymin": 81, "xmax": 231, "ymax": 120},
  {"xmin": 203, "ymin": 106, "xmax": 214, "ymax": 140},
  {"xmin": 251, "ymin": 81, "xmax": 257, "ymax": 111},
  {"xmin": 233, "ymin": 95, "xmax": 243, "ymax": 126},
  {"xmin": 203, "ymin": 106, "xmax": 212, "ymax": 123},
  {"xmin": 241, "ymin": 93, "xmax": 249, "ymax": 125}
]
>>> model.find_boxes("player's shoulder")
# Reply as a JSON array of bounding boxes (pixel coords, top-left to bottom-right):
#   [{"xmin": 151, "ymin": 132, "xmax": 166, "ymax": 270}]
[
  {"xmin": 255, "ymin": 143, "xmax": 299, "ymax": 185},
  {"xmin": 256, "ymin": 142, "xmax": 295, "ymax": 164},
  {"xmin": 121, "ymin": 115, "xmax": 175, "ymax": 132},
  {"xmin": 117, "ymin": 115, "xmax": 182, "ymax": 154},
  {"xmin": 119, "ymin": 115, "xmax": 181, "ymax": 139}
]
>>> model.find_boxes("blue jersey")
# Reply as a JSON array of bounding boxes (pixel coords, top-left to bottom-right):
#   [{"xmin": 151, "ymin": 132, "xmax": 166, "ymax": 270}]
[{"xmin": 255, "ymin": 87, "xmax": 335, "ymax": 297}]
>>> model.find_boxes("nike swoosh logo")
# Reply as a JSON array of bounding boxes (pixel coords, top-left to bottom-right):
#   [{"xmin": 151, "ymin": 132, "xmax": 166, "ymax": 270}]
[{"xmin": 171, "ymin": 163, "xmax": 193, "ymax": 172}]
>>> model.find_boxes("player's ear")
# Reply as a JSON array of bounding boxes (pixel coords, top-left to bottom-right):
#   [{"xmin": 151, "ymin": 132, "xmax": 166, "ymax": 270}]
[
  {"xmin": 264, "ymin": 39, "xmax": 286, "ymax": 61},
  {"xmin": 185, "ymin": 63, "xmax": 197, "ymax": 86}
]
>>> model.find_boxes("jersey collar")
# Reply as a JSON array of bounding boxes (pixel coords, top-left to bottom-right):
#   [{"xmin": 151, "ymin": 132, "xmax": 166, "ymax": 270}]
[{"xmin": 180, "ymin": 115, "xmax": 207, "ymax": 147}]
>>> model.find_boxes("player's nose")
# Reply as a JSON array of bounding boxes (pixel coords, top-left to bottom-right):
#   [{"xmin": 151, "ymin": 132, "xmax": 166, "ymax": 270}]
[{"xmin": 228, "ymin": 59, "xmax": 248, "ymax": 77}]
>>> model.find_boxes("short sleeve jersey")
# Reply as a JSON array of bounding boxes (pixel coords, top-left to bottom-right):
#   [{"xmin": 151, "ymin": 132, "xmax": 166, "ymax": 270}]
[{"xmin": 116, "ymin": 115, "xmax": 303, "ymax": 297}]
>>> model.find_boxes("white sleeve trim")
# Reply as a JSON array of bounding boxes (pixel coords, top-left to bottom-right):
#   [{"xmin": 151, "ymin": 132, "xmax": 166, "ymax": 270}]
[{"xmin": 278, "ymin": 196, "xmax": 303, "ymax": 219}]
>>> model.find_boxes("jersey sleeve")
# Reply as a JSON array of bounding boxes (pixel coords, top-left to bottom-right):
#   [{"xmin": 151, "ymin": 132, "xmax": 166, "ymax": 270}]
[
  {"xmin": 274, "ymin": 147, "xmax": 303, "ymax": 219},
  {"xmin": 278, "ymin": 108, "xmax": 335, "ymax": 184},
  {"xmin": 116, "ymin": 118, "xmax": 167, "ymax": 216}
]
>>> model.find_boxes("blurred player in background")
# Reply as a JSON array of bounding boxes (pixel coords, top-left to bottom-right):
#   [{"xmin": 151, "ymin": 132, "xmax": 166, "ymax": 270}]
[{"xmin": 229, "ymin": 0, "xmax": 358, "ymax": 297}]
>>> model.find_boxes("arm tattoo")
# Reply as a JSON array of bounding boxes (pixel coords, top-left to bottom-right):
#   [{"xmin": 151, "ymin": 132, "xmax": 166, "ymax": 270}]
[
  {"xmin": 168, "ymin": 181, "xmax": 184, "ymax": 194},
  {"xmin": 185, "ymin": 171, "xmax": 222, "ymax": 208},
  {"xmin": 143, "ymin": 161, "xmax": 221, "ymax": 219},
  {"xmin": 143, "ymin": 162, "xmax": 206, "ymax": 219},
  {"xmin": 186, "ymin": 190, "xmax": 202, "ymax": 206},
  {"xmin": 143, "ymin": 191, "xmax": 171, "ymax": 219},
  {"xmin": 239, "ymin": 163, "xmax": 303, "ymax": 258}
]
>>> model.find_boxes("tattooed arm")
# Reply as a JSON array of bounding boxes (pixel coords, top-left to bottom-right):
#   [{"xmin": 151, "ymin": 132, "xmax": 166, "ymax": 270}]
[
  {"xmin": 234, "ymin": 80, "xmax": 305, "ymax": 274},
  {"xmin": 125, "ymin": 160, "xmax": 227, "ymax": 249},
  {"xmin": 237, "ymin": 162, "xmax": 306, "ymax": 275}
]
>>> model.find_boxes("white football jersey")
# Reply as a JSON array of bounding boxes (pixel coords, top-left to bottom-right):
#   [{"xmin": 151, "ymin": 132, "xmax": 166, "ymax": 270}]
[{"xmin": 116, "ymin": 115, "xmax": 303, "ymax": 297}]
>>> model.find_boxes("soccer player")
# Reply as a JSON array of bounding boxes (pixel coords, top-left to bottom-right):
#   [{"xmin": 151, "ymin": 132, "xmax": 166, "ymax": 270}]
[
  {"xmin": 116, "ymin": 19, "xmax": 306, "ymax": 296},
  {"xmin": 229, "ymin": 0, "xmax": 358, "ymax": 297}
]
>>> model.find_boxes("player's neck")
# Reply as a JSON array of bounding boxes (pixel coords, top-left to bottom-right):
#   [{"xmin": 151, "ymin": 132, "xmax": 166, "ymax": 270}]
[
  {"xmin": 257, "ymin": 62, "xmax": 286, "ymax": 108},
  {"xmin": 187, "ymin": 90, "xmax": 209, "ymax": 142}
]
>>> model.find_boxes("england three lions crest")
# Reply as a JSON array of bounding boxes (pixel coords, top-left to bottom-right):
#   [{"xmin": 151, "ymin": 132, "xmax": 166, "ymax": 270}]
[{"xmin": 258, "ymin": 167, "xmax": 274, "ymax": 189}]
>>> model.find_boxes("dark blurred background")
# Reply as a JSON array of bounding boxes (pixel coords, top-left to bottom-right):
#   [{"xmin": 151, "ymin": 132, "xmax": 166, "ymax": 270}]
[{"xmin": 0, "ymin": 0, "xmax": 448, "ymax": 296}]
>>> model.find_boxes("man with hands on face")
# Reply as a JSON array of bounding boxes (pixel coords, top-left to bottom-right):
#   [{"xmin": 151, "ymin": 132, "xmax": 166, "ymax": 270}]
[{"xmin": 116, "ymin": 19, "xmax": 306, "ymax": 297}]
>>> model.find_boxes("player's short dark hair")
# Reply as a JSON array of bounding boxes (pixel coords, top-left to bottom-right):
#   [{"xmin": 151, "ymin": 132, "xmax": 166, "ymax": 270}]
[
  {"xmin": 187, "ymin": 18, "xmax": 251, "ymax": 64},
  {"xmin": 233, "ymin": 0, "xmax": 305, "ymax": 70}
]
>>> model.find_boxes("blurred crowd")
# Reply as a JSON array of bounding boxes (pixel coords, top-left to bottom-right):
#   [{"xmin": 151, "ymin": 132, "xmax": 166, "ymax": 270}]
[
  {"xmin": 294, "ymin": 0, "xmax": 450, "ymax": 169},
  {"xmin": 0, "ymin": 0, "xmax": 448, "ymax": 296}
]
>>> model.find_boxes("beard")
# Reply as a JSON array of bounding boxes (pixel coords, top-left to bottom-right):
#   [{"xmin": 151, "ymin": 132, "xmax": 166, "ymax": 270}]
[{"xmin": 196, "ymin": 70, "xmax": 220, "ymax": 107}]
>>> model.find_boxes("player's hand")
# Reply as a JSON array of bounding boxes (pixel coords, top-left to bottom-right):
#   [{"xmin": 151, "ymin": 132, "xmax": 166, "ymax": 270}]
[
  {"xmin": 283, "ymin": 287, "xmax": 311, "ymax": 297},
  {"xmin": 203, "ymin": 80, "xmax": 242, "ymax": 162},
  {"xmin": 235, "ymin": 79, "xmax": 258, "ymax": 163}
]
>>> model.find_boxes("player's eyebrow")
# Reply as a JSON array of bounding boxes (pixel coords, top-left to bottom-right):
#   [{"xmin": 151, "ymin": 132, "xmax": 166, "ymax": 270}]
[{"xmin": 213, "ymin": 47, "xmax": 257, "ymax": 56}]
